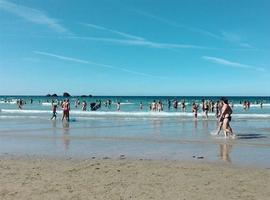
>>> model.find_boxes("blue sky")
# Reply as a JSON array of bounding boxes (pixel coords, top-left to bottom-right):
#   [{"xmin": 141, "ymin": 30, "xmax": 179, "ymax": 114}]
[{"xmin": 0, "ymin": 0, "xmax": 269, "ymax": 96}]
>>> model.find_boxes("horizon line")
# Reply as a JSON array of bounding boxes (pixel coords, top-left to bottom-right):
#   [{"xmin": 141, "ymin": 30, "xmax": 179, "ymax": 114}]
[{"xmin": 1, "ymin": 94, "xmax": 269, "ymax": 97}]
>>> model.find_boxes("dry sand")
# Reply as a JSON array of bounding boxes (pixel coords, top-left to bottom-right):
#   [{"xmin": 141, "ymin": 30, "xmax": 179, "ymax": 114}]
[{"xmin": 0, "ymin": 156, "xmax": 270, "ymax": 200}]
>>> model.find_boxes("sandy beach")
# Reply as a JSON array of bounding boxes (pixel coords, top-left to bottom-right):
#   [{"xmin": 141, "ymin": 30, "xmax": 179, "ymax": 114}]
[{"xmin": 1, "ymin": 156, "xmax": 269, "ymax": 200}]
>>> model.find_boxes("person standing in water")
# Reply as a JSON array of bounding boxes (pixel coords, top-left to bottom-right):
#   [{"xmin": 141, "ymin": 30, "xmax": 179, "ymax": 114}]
[
  {"xmin": 192, "ymin": 103, "xmax": 198, "ymax": 119},
  {"xmin": 167, "ymin": 99, "xmax": 171, "ymax": 110},
  {"xmin": 17, "ymin": 99, "xmax": 23, "ymax": 109},
  {"xmin": 62, "ymin": 99, "xmax": 70, "ymax": 121},
  {"xmin": 116, "ymin": 101, "xmax": 121, "ymax": 111},
  {"xmin": 157, "ymin": 100, "xmax": 163, "ymax": 112},
  {"xmin": 82, "ymin": 101, "xmax": 87, "ymax": 111},
  {"xmin": 216, "ymin": 101, "xmax": 224, "ymax": 135},
  {"xmin": 181, "ymin": 100, "xmax": 186, "ymax": 112},
  {"xmin": 202, "ymin": 99, "xmax": 209, "ymax": 118},
  {"xmin": 173, "ymin": 99, "xmax": 178, "ymax": 110},
  {"xmin": 139, "ymin": 102, "xmax": 143, "ymax": 110},
  {"xmin": 51, "ymin": 104, "xmax": 57, "ymax": 120},
  {"xmin": 219, "ymin": 97, "xmax": 234, "ymax": 138},
  {"xmin": 151, "ymin": 100, "xmax": 157, "ymax": 111}
]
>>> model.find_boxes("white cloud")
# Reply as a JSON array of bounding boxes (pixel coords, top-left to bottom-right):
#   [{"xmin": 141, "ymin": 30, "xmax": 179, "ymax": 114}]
[
  {"xmin": 34, "ymin": 51, "xmax": 167, "ymax": 79},
  {"xmin": 81, "ymin": 23, "xmax": 145, "ymax": 41},
  {"xmin": 132, "ymin": 9, "xmax": 222, "ymax": 40},
  {"xmin": 66, "ymin": 36, "xmax": 215, "ymax": 50},
  {"xmin": 132, "ymin": 9, "xmax": 254, "ymax": 49},
  {"xmin": 0, "ymin": 0, "xmax": 68, "ymax": 33},
  {"xmin": 34, "ymin": 51, "xmax": 89, "ymax": 64},
  {"xmin": 79, "ymin": 23, "xmax": 214, "ymax": 50},
  {"xmin": 202, "ymin": 56, "xmax": 264, "ymax": 72},
  {"xmin": 221, "ymin": 31, "xmax": 253, "ymax": 48}
]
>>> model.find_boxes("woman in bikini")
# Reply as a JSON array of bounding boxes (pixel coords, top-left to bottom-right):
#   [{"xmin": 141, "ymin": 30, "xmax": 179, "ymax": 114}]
[{"xmin": 219, "ymin": 97, "xmax": 234, "ymax": 138}]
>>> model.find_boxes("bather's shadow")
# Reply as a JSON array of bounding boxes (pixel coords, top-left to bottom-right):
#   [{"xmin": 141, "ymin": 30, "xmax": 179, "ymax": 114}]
[{"xmin": 237, "ymin": 133, "xmax": 267, "ymax": 140}]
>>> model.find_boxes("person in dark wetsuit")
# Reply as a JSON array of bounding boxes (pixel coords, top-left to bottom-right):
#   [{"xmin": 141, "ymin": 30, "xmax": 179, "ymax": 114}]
[
  {"xmin": 173, "ymin": 99, "xmax": 178, "ymax": 110},
  {"xmin": 181, "ymin": 100, "xmax": 186, "ymax": 112},
  {"xmin": 167, "ymin": 99, "xmax": 171, "ymax": 110},
  {"xmin": 17, "ymin": 99, "xmax": 23, "ymax": 109},
  {"xmin": 51, "ymin": 104, "xmax": 57, "ymax": 120}
]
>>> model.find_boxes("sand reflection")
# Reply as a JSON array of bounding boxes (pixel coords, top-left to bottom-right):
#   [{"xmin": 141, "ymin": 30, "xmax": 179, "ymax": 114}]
[
  {"xmin": 62, "ymin": 121, "xmax": 70, "ymax": 150},
  {"xmin": 219, "ymin": 143, "xmax": 233, "ymax": 163}
]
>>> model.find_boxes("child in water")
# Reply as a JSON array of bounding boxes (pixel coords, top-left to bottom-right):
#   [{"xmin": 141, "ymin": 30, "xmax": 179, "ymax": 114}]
[{"xmin": 51, "ymin": 104, "xmax": 57, "ymax": 120}]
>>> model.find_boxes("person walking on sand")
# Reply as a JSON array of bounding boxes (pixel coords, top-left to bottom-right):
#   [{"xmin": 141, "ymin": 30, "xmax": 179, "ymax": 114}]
[{"xmin": 219, "ymin": 97, "xmax": 234, "ymax": 138}]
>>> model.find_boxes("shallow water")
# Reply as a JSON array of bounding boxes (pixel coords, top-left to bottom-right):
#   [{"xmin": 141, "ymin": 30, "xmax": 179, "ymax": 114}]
[{"xmin": 0, "ymin": 96, "xmax": 270, "ymax": 167}]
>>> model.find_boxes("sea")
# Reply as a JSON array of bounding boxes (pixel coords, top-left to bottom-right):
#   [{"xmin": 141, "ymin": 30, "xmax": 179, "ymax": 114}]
[{"xmin": 0, "ymin": 96, "xmax": 270, "ymax": 167}]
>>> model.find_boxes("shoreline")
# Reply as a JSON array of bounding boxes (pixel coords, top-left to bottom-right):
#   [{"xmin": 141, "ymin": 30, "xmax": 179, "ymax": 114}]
[{"xmin": 1, "ymin": 155, "xmax": 270, "ymax": 200}]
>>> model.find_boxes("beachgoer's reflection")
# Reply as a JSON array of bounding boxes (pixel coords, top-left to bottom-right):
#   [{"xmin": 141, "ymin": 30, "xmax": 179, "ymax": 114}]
[
  {"xmin": 51, "ymin": 120, "xmax": 58, "ymax": 145},
  {"xmin": 202, "ymin": 119, "xmax": 209, "ymax": 132},
  {"xmin": 219, "ymin": 143, "xmax": 233, "ymax": 163},
  {"xmin": 152, "ymin": 119, "xmax": 162, "ymax": 137},
  {"xmin": 52, "ymin": 120, "xmax": 57, "ymax": 129},
  {"xmin": 193, "ymin": 119, "xmax": 198, "ymax": 130},
  {"xmin": 62, "ymin": 121, "xmax": 70, "ymax": 150}
]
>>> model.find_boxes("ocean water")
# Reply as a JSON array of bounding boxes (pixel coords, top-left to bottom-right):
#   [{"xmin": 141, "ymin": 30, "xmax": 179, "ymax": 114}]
[{"xmin": 0, "ymin": 96, "xmax": 270, "ymax": 167}]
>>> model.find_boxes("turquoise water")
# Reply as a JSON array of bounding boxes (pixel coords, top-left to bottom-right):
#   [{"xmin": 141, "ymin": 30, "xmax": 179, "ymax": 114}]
[
  {"xmin": 1, "ymin": 96, "xmax": 270, "ymax": 113},
  {"xmin": 0, "ymin": 96, "xmax": 270, "ymax": 167}
]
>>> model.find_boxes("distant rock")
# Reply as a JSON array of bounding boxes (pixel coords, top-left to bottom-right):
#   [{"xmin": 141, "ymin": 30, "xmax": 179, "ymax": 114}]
[
  {"xmin": 63, "ymin": 92, "xmax": 71, "ymax": 97},
  {"xmin": 51, "ymin": 94, "xmax": 58, "ymax": 97},
  {"xmin": 80, "ymin": 94, "xmax": 93, "ymax": 97},
  {"xmin": 46, "ymin": 94, "xmax": 51, "ymax": 97}
]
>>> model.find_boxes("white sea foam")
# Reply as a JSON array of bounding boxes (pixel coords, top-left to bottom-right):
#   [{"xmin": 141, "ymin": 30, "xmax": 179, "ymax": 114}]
[
  {"xmin": 210, "ymin": 130, "xmax": 218, "ymax": 136},
  {"xmin": 0, "ymin": 115, "xmax": 46, "ymax": 119},
  {"xmin": 42, "ymin": 102, "xmax": 52, "ymax": 106},
  {"xmin": 0, "ymin": 101, "xmax": 17, "ymax": 104},
  {"xmin": 1, "ymin": 109, "xmax": 51, "ymax": 114},
  {"xmin": 232, "ymin": 104, "xmax": 270, "ymax": 107},
  {"xmin": 42, "ymin": 102, "xmax": 58, "ymax": 106},
  {"xmin": 1, "ymin": 109, "xmax": 270, "ymax": 119},
  {"xmin": 112, "ymin": 102, "xmax": 135, "ymax": 105}
]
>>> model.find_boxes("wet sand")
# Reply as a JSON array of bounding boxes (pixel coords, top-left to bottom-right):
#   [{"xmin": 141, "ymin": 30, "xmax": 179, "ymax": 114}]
[{"xmin": 1, "ymin": 156, "xmax": 269, "ymax": 200}]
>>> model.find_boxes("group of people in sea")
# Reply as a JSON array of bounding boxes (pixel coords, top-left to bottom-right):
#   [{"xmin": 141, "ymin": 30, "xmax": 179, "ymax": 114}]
[
  {"xmin": 2, "ymin": 96, "xmax": 267, "ymax": 139},
  {"xmin": 7, "ymin": 97, "xmax": 264, "ymax": 113},
  {"xmin": 240, "ymin": 100, "xmax": 263, "ymax": 110},
  {"xmin": 47, "ymin": 98, "xmax": 233, "ymax": 138}
]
